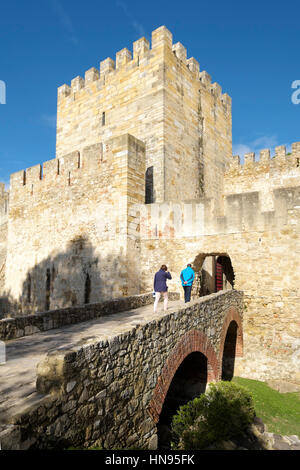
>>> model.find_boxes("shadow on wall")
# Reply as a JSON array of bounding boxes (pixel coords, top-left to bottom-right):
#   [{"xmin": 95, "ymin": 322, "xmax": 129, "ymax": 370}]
[{"xmin": 0, "ymin": 235, "xmax": 132, "ymax": 319}]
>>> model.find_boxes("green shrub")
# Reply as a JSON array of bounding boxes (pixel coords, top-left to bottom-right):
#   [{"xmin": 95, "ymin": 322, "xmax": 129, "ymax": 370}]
[{"xmin": 171, "ymin": 381, "xmax": 255, "ymax": 450}]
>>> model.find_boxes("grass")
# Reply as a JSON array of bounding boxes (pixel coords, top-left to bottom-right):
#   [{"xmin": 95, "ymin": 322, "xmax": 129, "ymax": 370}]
[{"xmin": 232, "ymin": 377, "xmax": 300, "ymax": 438}]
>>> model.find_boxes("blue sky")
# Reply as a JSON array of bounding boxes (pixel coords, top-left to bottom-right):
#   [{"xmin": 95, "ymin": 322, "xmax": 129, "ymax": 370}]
[{"xmin": 0, "ymin": 0, "xmax": 299, "ymax": 187}]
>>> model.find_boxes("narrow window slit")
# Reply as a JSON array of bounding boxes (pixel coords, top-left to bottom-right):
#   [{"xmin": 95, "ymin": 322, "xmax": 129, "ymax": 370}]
[{"xmin": 145, "ymin": 166, "xmax": 154, "ymax": 204}]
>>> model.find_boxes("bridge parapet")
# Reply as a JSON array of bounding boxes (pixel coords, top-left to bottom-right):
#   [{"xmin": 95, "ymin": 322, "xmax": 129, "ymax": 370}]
[{"xmin": 0, "ymin": 292, "xmax": 180, "ymax": 341}]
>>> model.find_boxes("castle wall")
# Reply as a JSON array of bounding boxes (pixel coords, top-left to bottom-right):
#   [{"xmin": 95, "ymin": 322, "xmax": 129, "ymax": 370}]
[
  {"xmin": 225, "ymin": 142, "xmax": 300, "ymax": 208},
  {"xmin": 0, "ymin": 184, "xmax": 8, "ymax": 294},
  {"xmin": 4, "ymin": 134, "xmax": 145, "ymax": 314},
  {"xmin": 56, "ymin": 26, "xmax": 231, "ymax": 204},
  {"xmin": 56, "ymin": 31, "xmax": 166, "ymax": 202},
  {"xmin": 139, "ymin": 149, "xmax": 300, "ymax": 384},
  {"xmin": 199, "ymin": 75, "xmax": 232, "ymax": 208},
  {"xmin": 158, "ymin": 34, "xmax": 232, "ymax": 202},
  {"xmin": 0, "ymin": 25, "xmax": 298, "ymax": 387}
]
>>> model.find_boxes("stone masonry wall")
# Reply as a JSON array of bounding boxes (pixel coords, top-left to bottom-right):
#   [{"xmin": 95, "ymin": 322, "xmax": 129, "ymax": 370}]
[
  {"xmin": 221, "ymin": 144, "xmax": 300, "ymax": 383},
  {"xmin": 1, "ymin": 25, "xmax": 232, "ymax": 313},
  {"xmin": 56, "ymin": 26, "xmax": 231, "ymax": 203},
  {"xmin": 0, "ymin": 184, "xmax": 8, "ymax": 294},
  {"xmin": 4, "ymin": 134, "xmax": 145, "ymax": 315},
  {"xmin": 150, "ymin": 30, "xmax": 232, "ymax": 202},
  {"xmin": 225, "ymin": 142, "xmax": 300, "ymax": 210},
  {"xmin": 56, "ymin": 28, "xmax": 166, "ymax": 203},
  {"xmin": 0, "ymin": 290, "xmax": 243, "ymax": 450},
  {"xmin": 0, "ymin": 23, "xmax": 298, "ymax": 396},
  {"xmin": 138, "ymin": 153, "xmax": 300, "ymax": 384}
]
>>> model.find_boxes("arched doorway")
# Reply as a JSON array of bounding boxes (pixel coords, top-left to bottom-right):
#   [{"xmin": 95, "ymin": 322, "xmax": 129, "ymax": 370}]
[
  {"xmin": 191, "ymin": 253, "xmax": 235, "ymax": 298},
  {"xmin": 157, "ymin": 352, "xmax": 208, "ymax": 449}
]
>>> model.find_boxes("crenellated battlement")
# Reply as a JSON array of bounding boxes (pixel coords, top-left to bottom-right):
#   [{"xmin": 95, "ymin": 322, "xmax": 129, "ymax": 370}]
[
  {"xmin": 8, "ymin": 135, "xmax": 146, "ymax": 204},
  {"xmin": 9, "ymin": 134, "xmax": 146, "ymax": 201},
  {"xmin": 226, "ymin": 142, "xmax": 300, "ymax": 175},
  {"xmin": 9, "ymin": 143, "xmax": 104, "ymax": 194},
  {"xmin": 57, "ymin": 25, "xmax": 229, "ymax": 107}
]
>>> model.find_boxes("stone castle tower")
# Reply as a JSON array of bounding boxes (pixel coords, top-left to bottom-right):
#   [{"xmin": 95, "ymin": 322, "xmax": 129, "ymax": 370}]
[{"xmin": 0, "ymin": 26, "xmax": 299, "ymax": 385}]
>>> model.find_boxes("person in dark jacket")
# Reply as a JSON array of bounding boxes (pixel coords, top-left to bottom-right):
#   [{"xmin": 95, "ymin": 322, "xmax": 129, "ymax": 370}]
[
  {"xmin": 180, "ymin": 263, "xmax": 195, "ymax": 303},
  {"xmin": 153, "ymin": 265, "xmax": 172, "ymax": 313}
]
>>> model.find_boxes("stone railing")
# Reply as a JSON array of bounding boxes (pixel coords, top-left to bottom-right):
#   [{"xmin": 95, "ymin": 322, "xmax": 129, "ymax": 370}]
[{"xmin": 0, "ymin": 292, "xmax": 180, "ymax": 341}]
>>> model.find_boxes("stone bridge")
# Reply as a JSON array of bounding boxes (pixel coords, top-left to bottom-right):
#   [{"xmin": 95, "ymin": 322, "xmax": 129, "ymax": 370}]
[{"xmin": 0, "ymin": 289, "xmax": 243, "ymax": 450}]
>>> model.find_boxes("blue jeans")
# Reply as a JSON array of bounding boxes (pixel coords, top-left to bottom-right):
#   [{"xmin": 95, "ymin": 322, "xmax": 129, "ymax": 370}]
[{"xmin": 183, "ymin": 285, "xmax": 192, "ymax": 303}]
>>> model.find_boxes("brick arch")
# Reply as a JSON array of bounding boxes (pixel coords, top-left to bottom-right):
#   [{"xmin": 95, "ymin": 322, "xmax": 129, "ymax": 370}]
[
  {"xmin": 148, "ymin": 329, "xmax": 219, "ymax": 424},
  {"xmin": 219, "ymin": 306, "xmax": 243, "ymax": 369}
]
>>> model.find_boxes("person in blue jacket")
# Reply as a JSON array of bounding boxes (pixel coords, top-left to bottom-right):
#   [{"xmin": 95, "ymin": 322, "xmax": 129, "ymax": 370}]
[
  {"xmin": 153, "ymin": 265, "xmax": 172, "ymax": 313},
  {"xmin": 180, "ymin": 263, "xmax": 195, "ymax": 303}
]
